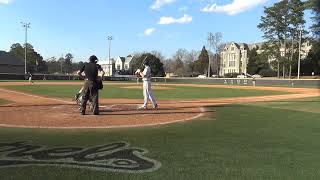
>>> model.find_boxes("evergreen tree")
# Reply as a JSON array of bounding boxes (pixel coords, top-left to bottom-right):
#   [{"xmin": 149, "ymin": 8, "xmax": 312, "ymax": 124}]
[
  {"xmin": 247, "ymin": 48, "xmax": 269, "ymax": 75},
  {"xmin": 194, "ymin": 46, "xmax": 209, "ymax": 74}
]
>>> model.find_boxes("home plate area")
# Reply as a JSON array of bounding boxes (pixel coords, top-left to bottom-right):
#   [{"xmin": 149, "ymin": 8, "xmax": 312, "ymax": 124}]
[{"xmin": 0, "ymin": 102, "xmax": 204, "ymax": 129}]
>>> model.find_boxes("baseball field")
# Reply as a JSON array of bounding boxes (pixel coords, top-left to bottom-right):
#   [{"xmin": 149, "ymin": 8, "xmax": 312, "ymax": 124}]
[{"xmin": 0, "ymin": 81, "xmax": 319, "ymax": 180}]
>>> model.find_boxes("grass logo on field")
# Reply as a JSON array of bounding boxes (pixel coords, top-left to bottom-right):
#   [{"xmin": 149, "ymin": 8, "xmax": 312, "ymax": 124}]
[{"xmin": 0, "ymin": 141, "xmax": 161, "ymax": 173}]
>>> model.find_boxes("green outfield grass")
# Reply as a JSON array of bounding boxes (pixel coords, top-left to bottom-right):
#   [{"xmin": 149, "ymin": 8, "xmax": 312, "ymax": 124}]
[
  {"xmin": 245, "ymin": 96, "xmax": 320, "ymax": 114},
  {"xmin": 2, "ymin": 84, "xmax": 290, "ymax": 100},
  {"xmin": 0, "ymin": 98, "xmax": 10, "ymax": 105},
  {"xmin": 1, "ymin": 79, "xmax": 319, "ymax": 89},
  {"xmin": 1, "ymin": 99, "xmax": 320, "ymax": 179},
  {"xmin": 0, "ymin": 83, "xmax": 319, "ymax": 179}
]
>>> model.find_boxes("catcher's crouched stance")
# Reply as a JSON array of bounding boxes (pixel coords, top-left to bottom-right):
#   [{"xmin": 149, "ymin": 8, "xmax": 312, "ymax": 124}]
[
  {"xmin": 76, "ymin": 55, "xmax": 105, "ymax": 115},
  {"xmin": 74, "ymin": 86, "xmax": 93, "ymax": 111}
]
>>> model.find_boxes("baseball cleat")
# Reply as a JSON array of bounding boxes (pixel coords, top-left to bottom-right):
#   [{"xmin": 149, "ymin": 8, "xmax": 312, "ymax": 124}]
[
  {"xmin": 137, "ymin": 106, "xmax": 147, "ymax": 110},
  {"xmin": 153, "ymin": 104, "xmax": 158, "ymax": 109}
]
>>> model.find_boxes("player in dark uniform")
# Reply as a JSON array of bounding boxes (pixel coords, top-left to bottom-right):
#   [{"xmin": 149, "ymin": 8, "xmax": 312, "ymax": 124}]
[
  {"xmin": 77, "ymin": 55, "xmax": 105, "ymax": 115},
  {"xmin": 28, "ymin": 72, "xmax": 34, "ymax": 85}
]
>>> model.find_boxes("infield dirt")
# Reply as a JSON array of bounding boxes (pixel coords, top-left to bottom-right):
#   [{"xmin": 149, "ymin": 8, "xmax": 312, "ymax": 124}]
[{"xmin": 0, "ymin": 82, "xmax": 318, "ymax": 129}]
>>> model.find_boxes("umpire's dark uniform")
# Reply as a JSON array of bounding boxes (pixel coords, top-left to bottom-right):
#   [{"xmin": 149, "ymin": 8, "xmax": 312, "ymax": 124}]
[{"xmin": 78, "ymin": 55, "xmax": 104, "ymax": 115}]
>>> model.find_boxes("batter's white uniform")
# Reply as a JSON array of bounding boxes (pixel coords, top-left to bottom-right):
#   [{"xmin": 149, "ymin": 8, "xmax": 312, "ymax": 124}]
[{"xmin": 141, "ymin": 65, "xmax": 157, "ymax": 108}]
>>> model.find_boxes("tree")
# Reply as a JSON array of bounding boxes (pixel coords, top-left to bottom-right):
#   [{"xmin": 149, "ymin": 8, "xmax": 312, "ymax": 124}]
[
  {"xmin": 172, "ymin": 49, "xmax": 189, "ymax": 77},
  {"xmin": 194, "ymin": 46, "xmax": 209, "ymax": 74},
  {"xmin": 10, "ymin": 43, "xmax": 24, "ymax": 60},
  {"xmin": 305, "ymin": 0, "xmax": 320, "ymax": 37},
  {"xmin": 173, "ymin": 57, "xmax": 184, "ymax": 77},
  {"xmin": 130, "ymin": 52, "xmax": 165, "ymax": 77},
  {"xmin": 162, "ymin": 58, "xmax": 173, "ymax": 74},
  {"xmin": 183, "ymin": 50, "xmax": 198, "ymax": 77},
  {"xmin": 207, "ymin": 32, "xmax": 222, "ymax": 77},
  {"xmin": 151, "ymin": 51, "xmax": 166, "ymax": 62},
  {"xmin": 301, "ymin": 0, "xmax": 320, "ymax": 76},
  {"xmin": 64, "ymin": 53, "xmax": 73, "ymax": 74},
  {"xmin": 258, "ymin": 0, "xmax": 306, "ymax": 78},
  {"xmin": 247, "ymin": 48, "xmax": 269, "ymax": 75},
  {"xmin": 288, "ymin": 0, "xmax": 306, "ymax": 78},
  {"xmin": 303, "ymin": 40, "xmax": 320, "ymax": 75},
  {"xmin": 46, "ymin": 57, "xmax": 59, "ymax": 74},
  {"xmin": 10, "ymin": 43, "xmax": 46, "ymax": 73}
]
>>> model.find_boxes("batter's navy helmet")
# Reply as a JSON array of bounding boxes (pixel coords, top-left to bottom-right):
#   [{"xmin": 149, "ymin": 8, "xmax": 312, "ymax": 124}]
[
  {"xmin": 89, "ymin": 55, "xmax": 98, "ymax": 63},
  {"xmin": 142, "ymin": 57, "xmax": 150, "ymax": 66}
]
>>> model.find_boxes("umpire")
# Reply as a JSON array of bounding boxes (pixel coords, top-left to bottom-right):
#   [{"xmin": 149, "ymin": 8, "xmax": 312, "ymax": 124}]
[{"xmin": 78, "ymin": 55, "xmax": 105, "ymax": 115}]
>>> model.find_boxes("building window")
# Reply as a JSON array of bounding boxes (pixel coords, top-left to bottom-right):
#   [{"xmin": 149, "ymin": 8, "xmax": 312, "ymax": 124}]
[
  {"xmin": 117, "ymin": 65, "xmax": 120, "ymax": 70},
  {"xmin": 229, "ymin": 61, "xmax": 236, "ymax": 67}
]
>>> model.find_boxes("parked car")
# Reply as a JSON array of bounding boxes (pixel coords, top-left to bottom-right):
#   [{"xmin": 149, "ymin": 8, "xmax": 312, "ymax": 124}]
[
  {"xmin": 211, "ymin": 74, "xmax": 219, "ymax": 78},
  {"xmin": 252, "ymin": 74, "xmax": 263, "ymax": 78},
  {"xmin": 237, "ymin": 74, "xmax": 247, "ymax": 78},
  {"xmin": 197, "ymin": 74, "xmax": 207, "ymax": 78}
]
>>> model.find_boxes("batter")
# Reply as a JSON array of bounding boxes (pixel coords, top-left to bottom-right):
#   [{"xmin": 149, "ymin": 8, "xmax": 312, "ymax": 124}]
[{"xmin": 136, "ymin": 58, "xmax": 158, "ymax": 110}]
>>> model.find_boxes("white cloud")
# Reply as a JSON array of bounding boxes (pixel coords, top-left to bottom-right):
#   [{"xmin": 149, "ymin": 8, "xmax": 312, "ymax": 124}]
[
  {"xmin": 151, "ymin": 0, "xmax": 176, "ymax": 10},
  {"xmin": 201, "ymin": 0, "xmax": 268, "ymax": 15},
  {"xmin": 0, "ymin": 0, "xmax": 12, "ymax": 4},
  {"xmin": 158, "ymin": 14, "xmax": 193, "ymax": 25},
  {"xmin": 144, "ymin": 28, "xmax": 156, "ymax": 36}
]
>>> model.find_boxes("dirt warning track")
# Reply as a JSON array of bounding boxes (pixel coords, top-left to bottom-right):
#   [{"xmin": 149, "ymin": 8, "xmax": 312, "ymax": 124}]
[{"xmin": 0, "ymin": 82, "xmax": 318, "ymax": 129}]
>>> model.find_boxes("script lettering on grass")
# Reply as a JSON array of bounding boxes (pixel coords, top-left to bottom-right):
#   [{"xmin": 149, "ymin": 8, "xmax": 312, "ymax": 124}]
[{"xmin": 0, "ymin": 141, "xmax": 161, "ymax": 173}]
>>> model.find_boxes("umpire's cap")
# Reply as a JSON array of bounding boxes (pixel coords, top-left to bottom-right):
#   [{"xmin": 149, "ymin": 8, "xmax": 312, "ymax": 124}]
[{"xmin": 89, "ymin": 55, "xmax": 98, "ymax": 63}]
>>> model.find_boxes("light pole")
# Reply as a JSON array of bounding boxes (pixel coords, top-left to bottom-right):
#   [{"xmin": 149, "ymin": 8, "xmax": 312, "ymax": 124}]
[
  {"xmin": 60, "ymin": 54, "xmax": 64, "ymax": 74},
  {"xmin": 207, "ymin": 32, "xmax": 214, "ymax": 78},
  {"xmin": 21, "ymin": 22, "xmax": 30, "ymax": 74},
  {"xmin": 297, "ymin": 29, "xmax": 302, "ymax": 79},
  {"xmin": 108, "ymin": 36, "xmax": 113, "ymax": 76}
]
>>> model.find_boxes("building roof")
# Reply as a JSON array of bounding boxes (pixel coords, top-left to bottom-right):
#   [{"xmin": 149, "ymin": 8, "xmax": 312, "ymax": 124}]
[
  {"xmin": 120, "ymin": 57, "xmax": 126, "ymax": 62},
  {"xmin": 124, "ymin": 56, "xmax": 133, "ymax": 63},
  {"xmin": 222, "ymin": 42, "xmax": 265, "ymax": 52},
  {"xmin": 248, "ymin": 43, "xmax": 263, "ymax": 50},
  {"xmin": 0, "ymin": 51, "xmax": 24, "ymax": 66}
]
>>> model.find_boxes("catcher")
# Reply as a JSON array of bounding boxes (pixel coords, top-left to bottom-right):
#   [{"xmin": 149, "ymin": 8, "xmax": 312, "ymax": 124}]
[
  {"xmin": 74, "ymin": 86, "xmax": 93, "ymax": 111},
  {"xmin": 135, "ymin": 57, "xmax": 158, "ymax": 110}
]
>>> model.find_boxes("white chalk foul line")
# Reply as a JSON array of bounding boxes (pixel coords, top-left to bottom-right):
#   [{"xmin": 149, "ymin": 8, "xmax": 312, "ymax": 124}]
[{"xmin": 0, "ymin": 88, "xmax": 74, "ymax": 105}]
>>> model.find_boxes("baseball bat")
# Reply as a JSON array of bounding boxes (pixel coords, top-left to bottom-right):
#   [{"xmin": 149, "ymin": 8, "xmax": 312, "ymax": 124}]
[{"xmin": 137, "ymin": 55, "xmax": 148, "ymax": 71}]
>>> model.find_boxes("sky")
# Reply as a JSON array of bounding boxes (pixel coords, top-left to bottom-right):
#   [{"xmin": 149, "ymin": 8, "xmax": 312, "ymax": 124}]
[{"xmin": 0, "ymin": 0, "xmax": 314, "ymax": 62}]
